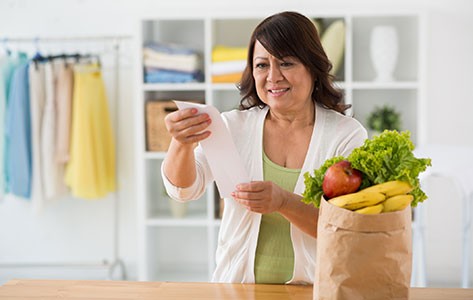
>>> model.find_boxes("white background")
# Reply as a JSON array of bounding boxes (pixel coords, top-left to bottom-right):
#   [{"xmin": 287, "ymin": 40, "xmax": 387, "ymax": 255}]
[{"xmin": 0, "ymin": 0, "xmax": 472, "ymax": 286}]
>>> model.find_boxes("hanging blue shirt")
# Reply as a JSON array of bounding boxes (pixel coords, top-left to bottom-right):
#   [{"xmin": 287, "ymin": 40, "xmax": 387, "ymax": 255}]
[
  {"xmin": 2, "ymin": 52, "xmax": 28, "ymax": 194},
  {"xmin": 5, "ymin": 62, "xmax": 32, "ymax": 198},
  {"xmin": 0, "ymin": 56, "xmax": 9, "ymax": 197}
]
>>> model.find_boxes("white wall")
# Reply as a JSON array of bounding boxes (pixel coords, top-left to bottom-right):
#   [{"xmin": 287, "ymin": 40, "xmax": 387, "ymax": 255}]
[{"xmin": 0, "ymin": 0, "xmax": 472, "ymax": 287}]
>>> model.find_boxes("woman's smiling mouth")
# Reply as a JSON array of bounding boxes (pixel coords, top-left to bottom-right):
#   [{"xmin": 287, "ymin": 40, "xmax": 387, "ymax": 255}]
[{"xmin": 269, "ymin": 88, "xmax": 290, "ymax": 94}]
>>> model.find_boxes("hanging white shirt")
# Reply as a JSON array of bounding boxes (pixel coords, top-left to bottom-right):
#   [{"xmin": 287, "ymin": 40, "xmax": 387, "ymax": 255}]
[
  {"xmin": 29, "ymin": 61, "xmax": 46, "ymax": 211},
  {"xmin": 41, "ymin": 61, "xmax": 67, "ymax": 200}
]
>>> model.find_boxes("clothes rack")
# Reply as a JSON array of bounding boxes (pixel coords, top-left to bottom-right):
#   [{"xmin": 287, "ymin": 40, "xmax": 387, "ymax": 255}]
[{"xmin": 0, "ymin": 35, "xmax": 132, "ymax": 280}]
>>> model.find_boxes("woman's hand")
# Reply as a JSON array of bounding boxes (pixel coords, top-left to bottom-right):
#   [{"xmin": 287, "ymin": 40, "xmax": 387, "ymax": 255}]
[
  {"xmin": 232, "ymin": 180, "xmax": 318, "ymax": 238},
  {"xmin": 164, "ymin": 107, "xmax": 212, "ymax": 145},
  {"xmin": 231, "ymin": 181, "xmax": 289, "ymax": 214}
]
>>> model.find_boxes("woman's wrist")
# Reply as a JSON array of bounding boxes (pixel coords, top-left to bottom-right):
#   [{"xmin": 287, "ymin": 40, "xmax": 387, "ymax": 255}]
[{"xmin": 278, "ymin": 189, "xmax": 299, "ymax": 212}]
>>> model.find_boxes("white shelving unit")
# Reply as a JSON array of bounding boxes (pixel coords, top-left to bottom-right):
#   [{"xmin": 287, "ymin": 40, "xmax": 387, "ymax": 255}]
[{"xmin": 135, "ymin": 11, "xmax": 426, "ymax": 282}]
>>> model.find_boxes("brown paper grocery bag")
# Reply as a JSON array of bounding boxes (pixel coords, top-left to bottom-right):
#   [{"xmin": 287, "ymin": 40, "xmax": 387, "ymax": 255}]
[{"xmin": 314, "ymin": 197, "xmax": 412, "ymax": 300}]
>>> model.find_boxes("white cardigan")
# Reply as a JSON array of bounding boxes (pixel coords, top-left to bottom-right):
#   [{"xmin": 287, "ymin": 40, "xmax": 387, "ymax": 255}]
[{"xmin": 162, "ymin": 104, "xmax": 367, "ymax": 284}]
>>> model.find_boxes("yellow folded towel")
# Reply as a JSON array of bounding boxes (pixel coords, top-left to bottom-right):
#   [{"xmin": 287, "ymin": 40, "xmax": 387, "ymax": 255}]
[
  {"xmin": 212, "ymin": 45, "xmax": 247, "ymax": 62},
  {"xmin": 212, "ymin": 72, "xmax": 242, "ymax": 83},
  {"xmin": 211, "ymin": 60, "xmax": 246, "ymax": 75}
]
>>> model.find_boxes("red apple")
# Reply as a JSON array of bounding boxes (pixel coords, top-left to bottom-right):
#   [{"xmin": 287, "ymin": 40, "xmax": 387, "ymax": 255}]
[{"xmin": 322, "ymin": 160, "xmax": 363, "ymax": 199}]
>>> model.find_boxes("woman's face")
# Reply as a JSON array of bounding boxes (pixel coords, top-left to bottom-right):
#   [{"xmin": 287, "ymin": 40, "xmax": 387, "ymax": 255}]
[{"xmin": 252, "ymin": 40, "xmax": 314, "ymax": 113}]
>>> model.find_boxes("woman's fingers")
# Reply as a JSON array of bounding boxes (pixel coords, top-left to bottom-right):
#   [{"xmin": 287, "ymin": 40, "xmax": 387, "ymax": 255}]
[
  {"xmin": 232, "ymin": 181, "xmax": 287, "ymax": 213},
  {"xmin": 171, "ymin": 118, "xmax": 211, "ymax": 142},
  {"xmin": 164, "ymin": 108, "xmax": 212, "ymax": 143},
  {"xmin": 180, "ymin": 130, "xmax": 211, "ymax": 144},
  {"xmin": 165, "ymin": 108, "xmax": 209, "ymax": 131},
  {"xmin": 235, "ymin": 181, "xmax": 265, "ymax": 193},
  {"xmin": 232, "ymin": 182, "xmax": 267, "ymax": 212}
]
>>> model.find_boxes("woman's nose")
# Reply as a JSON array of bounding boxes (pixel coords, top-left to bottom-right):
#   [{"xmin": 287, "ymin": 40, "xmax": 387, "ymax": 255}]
[{"xmin": 267, "ymin": 65, "xmax": 283, "ymax": 82}]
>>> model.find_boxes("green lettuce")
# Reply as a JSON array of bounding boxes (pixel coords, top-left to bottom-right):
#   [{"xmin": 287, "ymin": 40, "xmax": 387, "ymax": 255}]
[
  {"xmin": 302, "ymin": 130, "xmax": 431, "ymax": 208},
  {"xmin": 302, "ymin": 156, "xmax": 345, "ymax": 208}
]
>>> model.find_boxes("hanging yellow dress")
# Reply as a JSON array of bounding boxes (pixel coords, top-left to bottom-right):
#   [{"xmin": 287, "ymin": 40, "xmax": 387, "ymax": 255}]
[{"xmin": 65, "ymin": 64, "xmax": 116, "ymax": 199}]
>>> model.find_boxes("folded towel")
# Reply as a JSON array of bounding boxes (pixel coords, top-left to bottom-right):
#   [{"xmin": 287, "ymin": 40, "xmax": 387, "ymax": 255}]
[
  {"xmin": 212, "ymin": 45, "xmax": 247, "ymax": 62},
  {"xmin": 211, "ymin": 60, "xmax": 246, "ymax": 75},
  {"xmin": 144, "ymin": 41, "xmax": 197, "ymax": 55},
  {"xmin": 145, "ymin": 69, "xmax": 203, "ymax": 83},
  {"xmin": 143, "ymin": 42, "xmax": 202, "ymax": 73},
  {"xmin": 145, "ymin": 66, "xmax": 197, "ymax": 75},
  {"xmin": 143, "ymin": 47, "xmax": 200, "ymax": 65},
  {"xmin": 143, "ymin": 56, "xmax": 201, "ymax": 73},
  {"xmin": 212, "ymin": 72, "xmax": 242, "ymax": 83}
]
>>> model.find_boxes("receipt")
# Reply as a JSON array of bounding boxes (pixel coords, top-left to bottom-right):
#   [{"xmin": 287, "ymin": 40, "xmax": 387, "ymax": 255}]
[{"xmin": 174, "ymin": 101, "xmax": 250, "ymax": 198}]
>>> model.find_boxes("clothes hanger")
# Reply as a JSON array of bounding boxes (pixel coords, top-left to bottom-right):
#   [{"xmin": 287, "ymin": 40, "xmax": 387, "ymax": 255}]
[
  {"xmin": 32, "ymin": 37, "xmax": 44, "ymax": 60},
  {"xmin": 2, "ymin": 38, "xmax": 12, "ymax": 56},
  {"xmin": 30, "ymin": 37, "xmax": 51, "ymax": 70}
]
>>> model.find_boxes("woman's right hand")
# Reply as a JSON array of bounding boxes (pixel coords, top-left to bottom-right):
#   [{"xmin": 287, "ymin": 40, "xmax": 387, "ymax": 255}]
[{"xmin": 164, "ymin": 107, "xmax": 212, "ymax": 145}]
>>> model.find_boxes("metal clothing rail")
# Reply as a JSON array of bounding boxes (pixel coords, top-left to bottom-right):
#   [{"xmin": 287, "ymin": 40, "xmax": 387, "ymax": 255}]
[
  {"xmin": 0, "ymin": 35, "xmax": 132, "ymax": 280},
  {"xmin": 3, "ymin": 36, "xmax": 131, "ymax": 42}
]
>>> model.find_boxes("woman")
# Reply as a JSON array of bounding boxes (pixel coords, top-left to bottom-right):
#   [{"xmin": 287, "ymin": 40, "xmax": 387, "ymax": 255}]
[{"xmin": 162, "ymin": 11, "xmax": 367, "ymax": 284}]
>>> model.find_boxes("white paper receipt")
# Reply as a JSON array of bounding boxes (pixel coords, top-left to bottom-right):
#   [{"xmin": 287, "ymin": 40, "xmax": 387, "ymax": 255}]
[{"xmin": 174, "ymin": 101, "xmax": 250, "ymax": 198}]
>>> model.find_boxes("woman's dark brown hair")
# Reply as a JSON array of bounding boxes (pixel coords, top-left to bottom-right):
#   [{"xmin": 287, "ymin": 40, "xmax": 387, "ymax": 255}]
[{"xmin": 238, "ymin": 11, "xmax": 349, "ymax": 113}]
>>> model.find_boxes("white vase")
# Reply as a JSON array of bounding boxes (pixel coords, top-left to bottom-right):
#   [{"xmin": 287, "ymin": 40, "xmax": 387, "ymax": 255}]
[{"xmin": 370, "ymin": 26, "xmax": 399, "ymax": 82}]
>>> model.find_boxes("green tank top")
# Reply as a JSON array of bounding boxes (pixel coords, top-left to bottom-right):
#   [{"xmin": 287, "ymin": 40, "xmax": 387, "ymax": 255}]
[{"xmin": 254, "ymin": 151, "xmax": 301, "ymax": 284}]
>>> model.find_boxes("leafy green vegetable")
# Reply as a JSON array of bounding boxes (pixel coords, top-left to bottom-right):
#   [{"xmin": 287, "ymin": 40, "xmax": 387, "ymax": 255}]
[
  {"xmin": 302, "ymin": 156, "xmax": 345, "ymax": 208},
  {"xmin": 302, "ymin": 130, "xmax": 432, "ymax": 208},
  {"xmin": 348, "ymin": 130, "xmax": 431, "ymax": 207}
]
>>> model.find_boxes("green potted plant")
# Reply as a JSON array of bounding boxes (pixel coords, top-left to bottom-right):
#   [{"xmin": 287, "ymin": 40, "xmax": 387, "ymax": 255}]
[{"xmin": 367, "ymin": 105, "xmax": 401, "ymax": 136}]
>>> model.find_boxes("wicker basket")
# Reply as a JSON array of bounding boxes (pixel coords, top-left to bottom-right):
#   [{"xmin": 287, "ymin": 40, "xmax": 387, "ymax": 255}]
[{"xmin": 145, "ymin": 100, "xmax": 177, "ymax": 151}]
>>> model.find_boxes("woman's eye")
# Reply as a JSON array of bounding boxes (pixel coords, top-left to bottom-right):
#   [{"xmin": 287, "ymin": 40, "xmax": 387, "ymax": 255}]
[
  {"xmin": 255, "ymin": 63, "xmax": 267, "ymax": 69},
  {"xmin": 281, "ymin": 62, "xmax": 293, "ymax": 67}
]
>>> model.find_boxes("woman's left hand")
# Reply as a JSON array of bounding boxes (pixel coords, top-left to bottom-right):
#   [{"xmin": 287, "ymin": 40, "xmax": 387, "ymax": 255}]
[
  {"xmin": 232, "ymin": 180, "xmax": 318, "ymax": 237},
  {"xmin": 231, "ymin": 181, "xmax": 289, "ymax": 214}
]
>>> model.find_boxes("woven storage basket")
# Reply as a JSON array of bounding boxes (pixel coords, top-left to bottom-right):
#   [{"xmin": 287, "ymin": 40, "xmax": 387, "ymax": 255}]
[{"xmin": 145, "ymin": 100, "xmax": 177, "ymax": 151}]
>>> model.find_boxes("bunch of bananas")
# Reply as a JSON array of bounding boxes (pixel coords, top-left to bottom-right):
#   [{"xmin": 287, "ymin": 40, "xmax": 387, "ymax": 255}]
[{"xmin": 328, "ymin": 180, "xmax": 414, "ymax": 214}]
